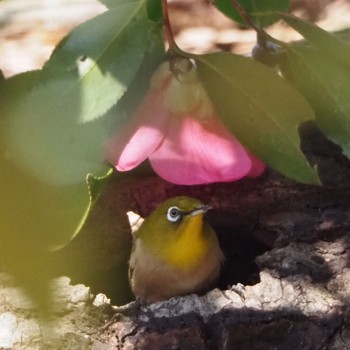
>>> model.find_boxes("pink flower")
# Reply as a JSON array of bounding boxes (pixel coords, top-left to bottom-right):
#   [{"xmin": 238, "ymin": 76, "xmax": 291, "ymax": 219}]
[{"xmin": 104, "ymin": 60, "xmax": 265, "ymax": 185}]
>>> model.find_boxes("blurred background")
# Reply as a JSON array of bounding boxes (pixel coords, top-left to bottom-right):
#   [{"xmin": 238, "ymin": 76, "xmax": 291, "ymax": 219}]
[{"xmin": 1, "ymin": 0, "xmax": 350, "ymax": 78}]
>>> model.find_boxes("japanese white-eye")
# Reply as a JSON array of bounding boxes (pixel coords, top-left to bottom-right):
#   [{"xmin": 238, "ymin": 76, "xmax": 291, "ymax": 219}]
[{"xmin": 129, "ymin": 196, "xmax": 223, "ymax": 302}]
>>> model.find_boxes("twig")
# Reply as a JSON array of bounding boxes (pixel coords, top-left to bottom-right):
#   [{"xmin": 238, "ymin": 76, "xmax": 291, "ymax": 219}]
[
  {"xmin": 231, "ymin": 0, "xmax": 262, "ymax": 33},
  {"xmin": 162, "ymin": 0, "xmax": 176, "ymax": 49}
]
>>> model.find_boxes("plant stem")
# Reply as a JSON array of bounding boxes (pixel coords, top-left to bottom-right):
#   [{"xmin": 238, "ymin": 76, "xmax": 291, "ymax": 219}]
[
  {"xmin": 162, "ymin": 0, "xmax": 176, "ymax": 50},
  {"xmin": 231, "ymin": 0, "xmax": 261, "ymax": 33}
]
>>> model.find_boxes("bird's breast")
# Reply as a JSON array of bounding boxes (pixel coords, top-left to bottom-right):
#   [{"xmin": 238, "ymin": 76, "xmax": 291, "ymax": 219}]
[
  {"xmin": 130, "ymin": 233, "xmax": 222, "ymax": 302},
  {"xmin": 162, "ymin": 214, "xmax": 213, "ymax": 271}
]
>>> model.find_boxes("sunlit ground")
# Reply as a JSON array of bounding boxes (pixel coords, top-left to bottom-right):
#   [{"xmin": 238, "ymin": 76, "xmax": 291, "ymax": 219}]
[
  {"xmin": 1, "ymin": 0, "xmax": 350, "ymax": 78},
  {"xmin": 0, "ymin": 0, "xmax": 105, "ymax": 77}
]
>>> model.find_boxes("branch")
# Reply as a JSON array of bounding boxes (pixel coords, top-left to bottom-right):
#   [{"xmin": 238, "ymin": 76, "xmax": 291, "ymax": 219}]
[{"xmin": 162, "ymin": 0, "xmax": 176, "ymax": 50}]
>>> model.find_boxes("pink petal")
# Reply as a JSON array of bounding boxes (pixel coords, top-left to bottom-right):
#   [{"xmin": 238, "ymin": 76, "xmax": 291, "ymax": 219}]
[
  {"xmin": 149, "ymin": 115, "xmax": 253, "ymax": 185},
  {"xmin": 247, "ymin": 154, "xmax": 266, "ymax": 177},
  {"xmin": 104, "ymin": 90, "xmax": 169, "ymax": 171}
]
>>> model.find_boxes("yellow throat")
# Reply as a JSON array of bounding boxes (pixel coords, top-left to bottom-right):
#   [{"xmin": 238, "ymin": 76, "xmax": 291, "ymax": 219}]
[{"xmin": 161, "ymin": 213, "xmax": 210, "ymax": 271}]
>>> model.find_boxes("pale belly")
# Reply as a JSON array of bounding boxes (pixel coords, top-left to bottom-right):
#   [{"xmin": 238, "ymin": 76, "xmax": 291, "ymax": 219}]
[{"xmin": 129, "ymin": 239, "xmax": 223, "ymax": 302}]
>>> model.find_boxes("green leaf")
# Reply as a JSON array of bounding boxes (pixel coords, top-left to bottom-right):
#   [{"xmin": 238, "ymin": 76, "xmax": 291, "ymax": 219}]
[
  {"xmin": 0, "ymin": 71, "xmax": 108, "ymax": 242},
  {"xmin": 2, "ymin": 76, "xmax": 108, "ymax": 186},
  {"xmin": 66, "ymin": 168, "xmax": 114, "ymax": 242},
  {"xmin": 285, "ymin": 44, "xmax": 350, "ymax": 159},
  {"xmin": 0, "ymin": 73, "xmax": 110, "ymax": 307},
  {"xmin": 0, "ymin": 158, "xmax": 90, "ymax": 248},
  {"xmin": 108, "ymin": 25, "xmax": 165, "ymax": 129},
  {"xmin": 280, "ymin": 13, "xmax": 350, "ymax": 70},
  {"xmin": 195, "ymin": 52, "xmax": 319, "ymax": 185},
  {"xmin": 147, "ymin": 0, "xmax": 162, "ymax": 22},
  {"xmin": 98, "ymin": 0, "xmax": 140, "ymax": 9},
  {"xmin": 334, "ymin": 28, "xmax": 350, "ymax": 45},
  {"xmin": 0, "ymin": 151, "xmax": 91, "ymax": 310},
  {"xmin": 0, "ymin": 69, "xmax": 5, "ymax": 83},
  {"xmin": 45, "ymin": 0, "xmax": 152, "ymax": 123},
  {"xmin": 87, "ymin": 169, "xmax": 113, "ymax": 207},
  {"xmin": 215, "ymin": 0, "xmax": 289, "ymax": 28}
]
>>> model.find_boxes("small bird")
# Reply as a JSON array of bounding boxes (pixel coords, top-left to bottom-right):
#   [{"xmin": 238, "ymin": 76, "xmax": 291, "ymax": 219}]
[{"xmin": 129, "ymin": 196, "xmax": 223, "ymax": 302}]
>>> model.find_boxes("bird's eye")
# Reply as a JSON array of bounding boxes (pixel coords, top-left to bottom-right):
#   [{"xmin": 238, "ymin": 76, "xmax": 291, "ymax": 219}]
[{"xmin": 167, "ymin": 206, "xmax": 182, "ymax": 222}]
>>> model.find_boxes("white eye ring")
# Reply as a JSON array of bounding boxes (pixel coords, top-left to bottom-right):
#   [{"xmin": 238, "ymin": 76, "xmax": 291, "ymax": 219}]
[{"xmin": 167, "ymin": 206, "xmax": 182, "ymax": 222}]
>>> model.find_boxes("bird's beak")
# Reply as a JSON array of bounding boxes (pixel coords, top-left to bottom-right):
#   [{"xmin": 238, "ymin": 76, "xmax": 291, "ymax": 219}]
[{"xmin": 189, "ymin": 205, "xmax": 212, "ymax": 217}]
